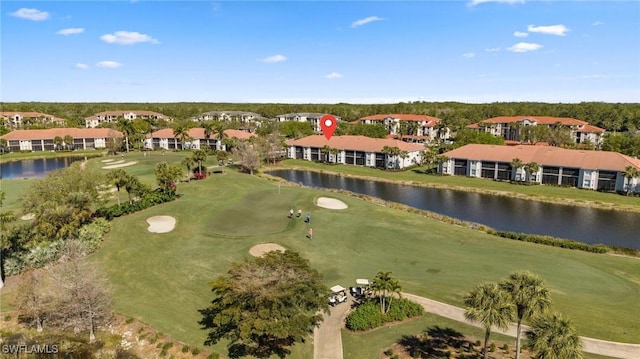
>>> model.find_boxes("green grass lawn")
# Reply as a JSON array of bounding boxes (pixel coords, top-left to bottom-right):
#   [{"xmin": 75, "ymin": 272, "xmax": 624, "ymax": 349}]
[
  {"xmin": 4, "ymin": 153, "xmax": 640, "ymax": 358},
  {"xmin": 276, "ymin": 159, "xmax": 640, "ymax": 211}
]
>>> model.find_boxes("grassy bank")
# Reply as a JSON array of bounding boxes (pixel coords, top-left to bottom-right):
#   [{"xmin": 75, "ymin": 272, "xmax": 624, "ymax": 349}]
[
  {"xmin": 273, "ymin": 159, "xmax": 640, "ymax": 212},
  {"xmin": 0, "ymin": 149, "xmax": 105, "ymax": 164}
]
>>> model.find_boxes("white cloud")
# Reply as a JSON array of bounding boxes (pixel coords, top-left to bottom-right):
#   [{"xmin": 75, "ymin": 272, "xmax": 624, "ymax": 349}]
[
  {"xmin": 514, "ymin": 31, "xmax": 528, "ymax": 38},
  {"xmin": 260, "ymin": 54, "xmax": 287, "ymax": 63},
  {"xmin": 462, "ymin": 52, "xmax": 476, "ymax": 58},
  {"xmin": 10, "ymin": 8, "xmax": 50, "ymax": 21},
  {"xmin": 100, "ymin": 31, "xmax": 159, "ymax": 45},
  {"xmin": 527, "ymin": 24, "xmax": 569, "ymax": 36},
  {"xmin": 96, "ymin": 61, "xmax": 122, "ymax": 68},
  {"xmin": 592, "ymin": 21, "xmax": 604, "ymax": 26},
  {"xmin": 468, "ymin": 0, "xmax": 524, "ymax": 6},
  {"xmin": 75, "ymin": 63, "xmax": 89, "ymax": 70},
  {"xmin": 485, "ymin": 47, "xmax": 501, "ymax": 52},
  {"xmin": 507, "ymin": 42, "xmax": 543, "ymax": 53},
  {"xmin": 323, "ymin": 72, "xmax": 343, "ymax": 79},
  {"xmin": 57, "ymin": 28, "xmax": 85, "ymax": 35},
  {"xmin": 351, "ymin": 16, "xmax": 384, "ymax": 28}
]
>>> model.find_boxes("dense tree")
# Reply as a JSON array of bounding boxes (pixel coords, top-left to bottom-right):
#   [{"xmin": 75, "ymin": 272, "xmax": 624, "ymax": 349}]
[
  {"xmin": 14, "ymin": 272, "xmax": 52, "ymax": 332},
  {"xmin": 233, "ymin": 142, "xmax": 262, "ymax": 175},
  {"xmin": 63, "ymin": 135, "xmax": 74, "ymax": 150},
  {"xmin": 199, "ymin": 251, "xmax": 329, "ymax": 358},
  {"xmin": 154, "ymin": 162, "xmax": 184, "ymax": 194},
  {"xmin": 192, "ymin": 149, "xmax": 208, "ymax": 175},
  {"xmin": 464, "ymin": 282, "xmax": 515, "ymax": 359},
  {"xmin": 173, "ymin": 123, "xmax": 193, "ymax": 150},
  {"xmin": 53, "ymin": 136, "xmax": 63, "ymax": 150},
  {"xmin": 452, "ymin": 129, "xmax": 505, "ymax": 148},
  {"xmin": 0, "ymin": 210, "xmax": 17, "ymax": 288},
  {"xmin": 500, "ymin": 271, "xmax": 552, "ymax": 359},
  {"xmin": 370, "ymin": 271, "xmax": 401, "ymax": 314},
  {"xmin": 256, "ymin": 132, "xmax": 285, "ymax": 165},
  {"xmin": 623, "ymin": 166, "xmax": 640, "ymax": 195},
  {"xmin": 526, "ymin": 312, "xmax": 583, "ymax": 359},
  {"xmin": 524, "ymin": 162, "xmax": 540, "ymax": 183},
  {"xmin": 116, "ymin": 118, "xmax": 135, "ymax": 152},
  {"xmin": 278, "ymin": 121, "xmax": 314, "ymax": 139}
]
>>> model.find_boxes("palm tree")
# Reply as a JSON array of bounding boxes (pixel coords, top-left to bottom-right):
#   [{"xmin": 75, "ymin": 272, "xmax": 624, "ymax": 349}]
[
  {"xmin": 511, "ymin": 158, "xmax": 524, "ymax": 181},
  {"xmin": 0, "ymin": 210, "xmax": 16, "ymax": 289},
  {"xmin": 464, "ymin": 282, "xmax": 515, "ymax": 359},
  {"xmin": 53, "ymin": 136, "xmax": 63, "ymax": 151},
  {"xmin": 320, "ymin": 145, "xmax": 331, "ymax": 163},
  {"xmin": 214, "ymin": 123, "xmax": 228, "ymax": 151},
  {"xmin": 116, "ymin": 119, "xmax": 135, "ymax": 152},
  {"xmin": 173, "ymin": 124, "xmax": 192, "ymax": 150},
  {"xmin": 0, "ymin": 190, "xmax": 5, "ymax": 207},
  {"xmin": 623, "ymin": 166, "xmax": 639, "ymax": 195},
  {"xmin": 371, "ymin": 271, "xmax": 401, "ymax": 314},
  {"xmin": 526, "ymin": 312, "xmax": 583, "ymax": 359},
  {"xmin": 329, "ymin": 147, "xmax": 340, "ymax": 163},
  {"xmin": 192, "ymin": 149, "xmax": 208, "ymax": 175},
  {"xmin": 500, "ymin": 271, "xmax": 552, "ymax": 359},
  {"xmin": 523, "ymin": 162, "xmax": 540, "ymax": 183},
  {"xmin": 106, "ymin": 169, "xmax": 130, "ymax": 206},
  {"xmin": 381, "ymin": 146, "xmax": 402, "ymax": 169},
  {"xmin": 63, "ymin": 135, "xmax": 74, "ymax": 150},
  {"xmin": 202, "ymin": 121, "xmax": 215, "ymax": 149},
  {"xmin": 181, "ymin": 156, "xmax": 195, "ymax": 182}
]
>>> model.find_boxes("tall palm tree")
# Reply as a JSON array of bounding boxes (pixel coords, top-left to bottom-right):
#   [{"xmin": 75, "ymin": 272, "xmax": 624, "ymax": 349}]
[
  {"xmin": 0, "ymin": 210, "xmax": 16, "ymax": 289},
  {"xmin": 320, "ymin": 145, "xmax": 331, "ymax": 163},
  {"xmin": 381, "ymin": 146, "xmax": 402, "ymax": 169},
  {"xmin": 202, "ymin": 121, "xmax": 215, "ymax": 149},
  {"xmin": 371, "ymin": 271, "xmax": 401, "ymax": 314},
  {"xmin": 500, "ymin": 271, "xmax": 552, "ymax": 359},
  {"xmin": 173, "ymin": 125, "xmax": 191, "ymax": 150},
  {"xmin": 526, "ymin": 312, "xmax": 583, "ymax": 359},
  {"xmin": 214, "ymin": 123, "xmax": 228, "ymax": 151},
  {"xmin": 106, "ymin": 169, "xmax": 130, "ymax": 206},
  {"xmin": 464, "ymin": 282, "xmax": 515, "ymax": 359},
  {"xmin": 53, "ymin": 136, "xmax": 63, "ymax": 151},
  {"xmin": 623, "ymin": 166, "xmax": 639, "ymax": 195},
  {"xmin": 116, "ymin": 119, "xmax": 135, "ymax": 152},
  {"xmin": 192, "ymin": 149, "xmax": 208, "ymax": 175},
  {"xmin": 523, "ymin": 162, "xmax": 540, "ymax": 183},
  {"xmin": 511, "ymin": 158, "xmax": 524, "ymax": 181},
  {"xmin": 181, "ymin": 156, "xmax": 195, "ymax": 182},
  {"xmin": 63, "ymin": 135, "xmax": 74, "ymax": 150}
]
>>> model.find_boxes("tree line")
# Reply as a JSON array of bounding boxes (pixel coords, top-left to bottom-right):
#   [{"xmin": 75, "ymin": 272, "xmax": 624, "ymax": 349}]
[{"xmin": 2, "ymin": 101, "xmax": 639, "ymax": 132}]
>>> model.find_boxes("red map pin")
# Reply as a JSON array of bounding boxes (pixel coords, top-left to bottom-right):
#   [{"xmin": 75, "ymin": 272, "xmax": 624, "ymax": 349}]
[{"xmin": 320, "ymin": 114, "xmax": 337, "ymax": 140}]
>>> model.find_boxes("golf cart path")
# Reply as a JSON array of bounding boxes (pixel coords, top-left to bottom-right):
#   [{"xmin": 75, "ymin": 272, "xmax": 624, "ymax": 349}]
[
  {"xmin": 313, "ymin": 292, "xmax": 640, "ymax": 359},
  {"xmin": 313, "ymin": 295, "xmax": 353, "ymax": 359}
]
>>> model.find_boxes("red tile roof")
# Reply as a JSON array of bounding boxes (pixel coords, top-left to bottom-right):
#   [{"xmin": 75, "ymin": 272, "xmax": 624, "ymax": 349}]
[
  {"xmin": 481, "ymin": 116, "xmax": 587, "ymax": 126},
  {"xmin": 575, "ymin": 124, "xmax": 606, "ymax": 133},
  {"xmin": 1, "ymin": 128, "xmax": 123, "ymax": 140},
  {"xmin": 93, "ymin": 110, "xmax": 167, "ymax": 117},
  {"xmin": 149, "ymin": 128, "xmax": 256, "ymax": 140},
  {"xmin": 286, "ymin": 135, "xmax": 424, "ymax": 153},
  {"xmin": 360, "ymin": 114, "xmax": 442, "ymax": 122},
  {"xmin": 443, "ymin": 144, "xmax": 640, "ymax": 172}
]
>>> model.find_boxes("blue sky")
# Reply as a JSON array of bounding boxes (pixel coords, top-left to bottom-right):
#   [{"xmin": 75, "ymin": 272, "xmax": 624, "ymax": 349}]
[{"xmin": 2, "ymin": 1, "xmax": 639, "ymax": 103}]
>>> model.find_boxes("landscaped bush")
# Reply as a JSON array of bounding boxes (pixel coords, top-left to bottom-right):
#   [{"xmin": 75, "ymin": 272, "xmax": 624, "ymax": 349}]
[
  {"xmin": 95, "ymin": 189, "xmax": 176, "ymax": 220},
  {"xmin": 493, "ymin": 230, "xmax": 609, "ymax": 254},
  {"xmin": 346, "ymin": 298, "xmax": 425, "ymax": 331}
]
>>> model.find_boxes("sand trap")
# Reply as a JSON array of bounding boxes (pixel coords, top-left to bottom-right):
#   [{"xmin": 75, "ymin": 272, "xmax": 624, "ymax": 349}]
[
  {"xmin": 101, "ymin": 159, "xmax": 115, "ymax": 163},
  {"xmin": 102, "ymin": 161, "xmax": 138, "ymax": 169},
  {"xmin": 21, "ymin": 213, "xmax": 35, "ymax": 220},
  {"xmin": 146, "ymin": 216, "xmax": 176, "ymax": 233},
  {"xmin": 249, "ymin": 243, "xmax": 286, "ymax": 257},
  {"xmin": 316, "ymin": 197, "xmax": 348, "ymax": 210}
]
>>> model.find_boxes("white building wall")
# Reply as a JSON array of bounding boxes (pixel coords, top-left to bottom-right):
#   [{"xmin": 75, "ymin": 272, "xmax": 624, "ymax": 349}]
[{"xmin": 19, "ymin": 140, "xmax": 32, "ymax": 151}]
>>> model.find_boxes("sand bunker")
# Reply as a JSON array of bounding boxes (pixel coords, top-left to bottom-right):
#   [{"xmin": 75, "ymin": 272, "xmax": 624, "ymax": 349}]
[
  {"xmin": 101, "ymin": 159, "xmax": 115, "ymax": 163},
  {"xmin": 249, "ymin": 243, "xmax": 286, "ymax": 257},
  {"xmin": 21, "ymin": 213, "xmax": 35, "ymax": 220},
  {"xmin": 102, "ymin": 161, "xmax": 138, "ymax": 169},
  {"xmin": 316, "ymin": 197, "xmax": 348, "ymax": 210},
  {"xmin": 146, "ymin": 216, "xmax": 176, "ymax": 233}
]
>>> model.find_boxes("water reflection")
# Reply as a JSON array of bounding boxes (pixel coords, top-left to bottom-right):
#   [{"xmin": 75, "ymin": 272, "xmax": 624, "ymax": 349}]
[
  {"xmin": 269, "ymin": 169, "xmax": 640, "ymax": 249},
  {"xmin": 1, "ymin": 157, "xmax": 84, "ymax": 179}
]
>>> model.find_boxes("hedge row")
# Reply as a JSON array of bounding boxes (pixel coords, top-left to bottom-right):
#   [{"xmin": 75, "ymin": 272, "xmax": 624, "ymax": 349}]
[
  {"xmin": 489, "ymin": 230, "xmax": 609, "ymax": 253},
  {"xmin": 95, "ymin": 190, "xmax": 176, "ymax": 220},
  {"xmin": 346, "ymin": 298, "xmax": 424, "ymax": 331}
]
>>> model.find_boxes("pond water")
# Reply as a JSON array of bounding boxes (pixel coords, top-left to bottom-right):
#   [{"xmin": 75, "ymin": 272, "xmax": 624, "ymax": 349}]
[
  {"xmin": 0, "ymin": 157, "xmax": 85, "ymax": 179},
  {"xmin": 268, "ymin": 169, "xmax": 640, "ymax": 250}
]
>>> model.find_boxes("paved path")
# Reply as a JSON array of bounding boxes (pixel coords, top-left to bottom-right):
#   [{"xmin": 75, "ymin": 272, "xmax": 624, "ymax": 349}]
[
  {"xmin": 313, "ymin": 296, "xmax": 353, "ymax": 359},
  {"xmin": 312, "ymin": 292, "xmax": 640, "ymax": 359},
  {"xmin": 403, "ymin": 293, "xmax": 640, "ymax": 359}
]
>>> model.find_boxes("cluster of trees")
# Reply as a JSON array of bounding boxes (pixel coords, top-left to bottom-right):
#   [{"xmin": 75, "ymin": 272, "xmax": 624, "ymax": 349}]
[
  {"xmin": 510, "ymin": 158, "xmax": 540, "ymax": 183},
  {"xmin": 13, "ymin": 241, "xmax": 112, "ymax": 342},
  {"xmin": 199, "ymin": 251, "xmax": 328, "ymax": 358},
  {"xmin": 463, "ymin": 271, "xmax": 582, "ymax": 359}
]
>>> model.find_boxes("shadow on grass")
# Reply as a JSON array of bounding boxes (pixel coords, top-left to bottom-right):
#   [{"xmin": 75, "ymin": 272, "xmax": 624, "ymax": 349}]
[{"xmin": 398, "ymin": 326, "xmax": 480, "ymax": 358}]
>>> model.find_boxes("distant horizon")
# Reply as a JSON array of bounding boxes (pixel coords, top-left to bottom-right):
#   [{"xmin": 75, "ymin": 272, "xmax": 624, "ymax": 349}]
[{"xmin": 2, "ymin": 1, "xmax": 639, "ymax": 103}]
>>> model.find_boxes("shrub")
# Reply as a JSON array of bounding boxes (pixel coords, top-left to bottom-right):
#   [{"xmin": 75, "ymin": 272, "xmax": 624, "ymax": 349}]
[
  {"xmin": 502, "ymin": 343, "xmax": 509, "ymax": 352},
  {"xmin": 182, "ymin": 345, "xmax": 190, "ymax": 353},
  {"xmin": 384, "ymin": 348, "xmax": 394, "ymax": 356},
  {"xmin": 95, "ymin": 189, "xmax": 176, "ymax": 220},
  {"xmin": 191, "ymin": 347, "xmax": 201, "ymax": 355},
  {"xmin": 489, "ymin": 343, "xmax": 496, "ymax": 352},
  {"xmin": 207, "ymin": 353, "xmax": 220, "ymax": 359},
  {"xmin": 161, "ymin": 342, "xmax": 173, "ymax": 350},
  {"xmin": 125, "ymin": 317, "xmax": 134, "ymax": 324},
  {"xmin": 346, "ymin": 298, "xmax": 424, "ymax": 331}
]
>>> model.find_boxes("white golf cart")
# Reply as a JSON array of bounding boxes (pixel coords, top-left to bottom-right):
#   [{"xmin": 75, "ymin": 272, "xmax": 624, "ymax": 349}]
[
  {"xmin": 329, "ymin": 285, "xmax": 348, "ymax": 306},
  {"xmin": 350, "ymin": 279, "xmax": 370, "ymax": 299}
]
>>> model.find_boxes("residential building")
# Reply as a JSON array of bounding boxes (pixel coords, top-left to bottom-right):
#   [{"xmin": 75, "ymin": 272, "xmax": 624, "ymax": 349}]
[
  {"xmin": 144, "ymin": 128, "xmax": 255, "ymax": 151},
  {"xmin": 0, "ymin": 128, "xmax": 123, "ymax": 151},
  {"xmin": 275, "ymin": 113, "xmax": 342, "ymax": 133},
  {"xmin": 85, "ymin": 110, "xmax": 170, "ymax": 128},
  {"xmin": 286, "ymin": 135, "xmax": 424, "ymax": 169},
  {"xmin": 355, "ymin": 114, "xmax": 450, "ymax": 143},
  {"xmin": 466, "ymin": 116, "xmax": 605, "ymax": 147},
  {"xmin": 439, "ymin": 144, "xmax": 640, "ymax": 193},
  {"xmin": 0, "ymin": 112, "xmax": 67, "ymax": 128},
  {"xmin": 192, "ymin": 111, "xmax": 266, "ymax": 124}
]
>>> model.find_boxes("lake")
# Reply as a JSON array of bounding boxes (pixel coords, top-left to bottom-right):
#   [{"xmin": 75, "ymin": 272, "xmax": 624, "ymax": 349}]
[
  {"xmin": 268, "ymin": 169, "xmax": 640, "ymax": 250},
  {"xmin": 0, "ymin": 157, "xmax": 85, "ymax": 180}
]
